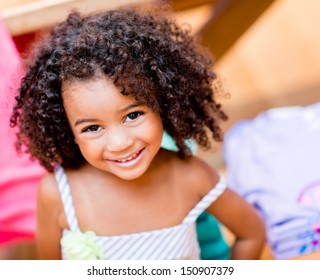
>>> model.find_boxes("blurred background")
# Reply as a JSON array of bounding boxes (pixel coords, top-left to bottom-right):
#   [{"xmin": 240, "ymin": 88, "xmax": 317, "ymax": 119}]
[{"xmin": 1, "ymin": 0, "xmax": 320, "ymax": 259}]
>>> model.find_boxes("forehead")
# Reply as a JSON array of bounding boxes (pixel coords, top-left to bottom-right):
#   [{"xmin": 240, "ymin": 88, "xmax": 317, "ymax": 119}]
[
  {"xmin": 62, "ymin": 76, "xmax": 115, "ymax": 99},
  {"xmin": 62, "ymin": 77, "xmax": 136, "ymax": 112}
]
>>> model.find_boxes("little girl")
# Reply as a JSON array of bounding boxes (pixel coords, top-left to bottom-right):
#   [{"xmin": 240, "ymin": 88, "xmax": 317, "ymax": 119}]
[{"xmin": 10, "ymin": 7, "xmax": 265, "ymax": 260}]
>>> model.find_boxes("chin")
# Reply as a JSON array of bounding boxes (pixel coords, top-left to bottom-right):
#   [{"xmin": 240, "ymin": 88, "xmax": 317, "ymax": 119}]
[
  {"xmin": 108, "ymin": 154, "xmax": 156, "ymax": 181},
  {"xmin": 114, "ymin": 168, "xmax": 147, "ymax": 181}
]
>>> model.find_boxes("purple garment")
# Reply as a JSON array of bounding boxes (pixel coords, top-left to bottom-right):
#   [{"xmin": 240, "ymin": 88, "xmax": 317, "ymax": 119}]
[{"xmin": 223, "ymin": 103, "xmax": 320, "ymax": 259}]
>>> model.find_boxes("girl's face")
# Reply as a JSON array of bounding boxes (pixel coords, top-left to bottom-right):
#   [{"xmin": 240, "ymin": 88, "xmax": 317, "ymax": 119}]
[{"xmin": 62, "ymin": 76, "xmax": 163, "ymax": 180}]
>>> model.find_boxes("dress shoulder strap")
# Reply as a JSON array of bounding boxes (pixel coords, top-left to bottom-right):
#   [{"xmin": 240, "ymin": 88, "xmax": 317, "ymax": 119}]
[
  {"xmin": 54, "ymin": 165, "xmax": 79, "ymax": 231},
  {"xmin": 182, "ymin": 176, "xmax": 227, "ymax": 224}
]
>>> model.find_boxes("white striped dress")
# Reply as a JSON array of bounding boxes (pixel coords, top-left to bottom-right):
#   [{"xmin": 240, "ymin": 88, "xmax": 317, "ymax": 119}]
[{"xmin": 54, "ymin": 165, "xmax": 227, "ymax": 260}]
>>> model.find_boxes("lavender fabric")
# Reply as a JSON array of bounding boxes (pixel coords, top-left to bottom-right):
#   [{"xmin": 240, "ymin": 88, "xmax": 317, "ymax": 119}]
[{"xmin": 223, "ymin": 103, "xmax": 320, "ymax": 259}]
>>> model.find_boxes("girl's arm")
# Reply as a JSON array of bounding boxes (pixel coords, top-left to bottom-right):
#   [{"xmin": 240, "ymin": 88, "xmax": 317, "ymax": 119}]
[
  {"xmin": 36, "ymin": 174, "xmax": 63, "ymax": 259},
  {"xmin": 206, "ymin": 187, "xmax": 266, "ymax": 259}
]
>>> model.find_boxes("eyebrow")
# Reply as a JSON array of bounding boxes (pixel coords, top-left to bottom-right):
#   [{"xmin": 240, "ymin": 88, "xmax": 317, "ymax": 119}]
[
  {"xmin": 119, "ymin": 101, "xmax": 145, "ymax": 113},
  {"xmin": 74, "ymin": 101, "xmax": 146, "ymax": 127},
  {"xmin": 74, "ymin": 118, "xmax": 99, "ymax": 127}
]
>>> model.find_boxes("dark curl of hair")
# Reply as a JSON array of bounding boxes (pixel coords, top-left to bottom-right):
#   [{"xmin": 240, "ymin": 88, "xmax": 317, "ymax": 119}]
[{"xmin": 10, "ymin": 7, "xmax": 228, "ymax": 172}]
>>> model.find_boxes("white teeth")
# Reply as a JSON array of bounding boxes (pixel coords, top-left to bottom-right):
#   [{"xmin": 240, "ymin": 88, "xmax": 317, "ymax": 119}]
[{"xmin": 116, "ymin": 152, "xmax": 139, "ymax": 163}]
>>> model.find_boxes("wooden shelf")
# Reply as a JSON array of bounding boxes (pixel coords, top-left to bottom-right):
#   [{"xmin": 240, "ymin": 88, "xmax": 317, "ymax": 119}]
[{"xmin": 0, "ymin": 0, "xmax": 154, "ymax": 36}]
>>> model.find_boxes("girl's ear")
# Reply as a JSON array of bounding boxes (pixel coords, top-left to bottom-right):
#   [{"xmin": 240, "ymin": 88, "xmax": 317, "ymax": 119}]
[{"xmin": 74, "ymin": 138, "xmax": 78, "ymax": 144}]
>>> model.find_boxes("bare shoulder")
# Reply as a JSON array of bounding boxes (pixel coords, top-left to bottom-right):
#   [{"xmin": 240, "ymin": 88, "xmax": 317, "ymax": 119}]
[
  {"xmin": 37, "ymin": 171, "xmax": 65, "ymax": 226},
  {"xmin": 175, "ymin": 155, "xmax": 221, "ymax": 198},
  {"xmin": 37, "ymin": 172, "xmax": 65, "ymax": 259},
  {"xmin": 38, "ymin": 172, "xmax": 60, "ymax": 206}
]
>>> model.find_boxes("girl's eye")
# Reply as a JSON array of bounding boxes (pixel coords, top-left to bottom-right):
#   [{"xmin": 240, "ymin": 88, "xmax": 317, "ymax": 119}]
[
  {"xmin": 82, "ymin": 125, "xmax": 100, "ymax": 133},
  {"xmin": 125, "ymin": 111, "xmax": 144, "ymax": 122}
]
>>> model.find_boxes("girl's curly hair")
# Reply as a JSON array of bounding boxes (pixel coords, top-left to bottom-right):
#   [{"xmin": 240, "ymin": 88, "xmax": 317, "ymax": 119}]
[{"xmin": 10, "ymin": 7, "xmax": 228, "ymax": 172}]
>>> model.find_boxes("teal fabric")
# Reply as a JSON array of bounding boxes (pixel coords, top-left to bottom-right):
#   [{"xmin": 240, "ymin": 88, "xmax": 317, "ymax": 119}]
[
  {"xmin": 160, "ymin": 131, "xmax": 231, "ymax": 260},
  {"xmin": 160, "ymin": 130, "xmax": 197, "ymax": 154},
  {"xmin": 196, "ymin": 212, "xmax": 230, "ymax": 260}
]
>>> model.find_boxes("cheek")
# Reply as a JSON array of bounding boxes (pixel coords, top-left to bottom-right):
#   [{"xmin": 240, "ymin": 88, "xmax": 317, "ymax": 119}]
[
  {"xmin": 144, "ymin": 116, "xmax": 163, "ymax": 145},
  {"xmin": 76, "ymin": 139, "xmax": 101, "ymax": 159}
]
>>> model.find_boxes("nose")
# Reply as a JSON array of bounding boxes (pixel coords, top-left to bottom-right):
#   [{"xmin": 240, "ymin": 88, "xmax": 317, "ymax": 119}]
[{"xmin": 104, "ymin": 126, "xmax": 134, "ymax": 152}]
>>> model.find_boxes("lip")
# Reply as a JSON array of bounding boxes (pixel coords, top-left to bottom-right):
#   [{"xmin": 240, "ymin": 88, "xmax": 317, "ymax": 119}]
[{"xmin": 110, "ymin": 148, "xmax": 145, "ymax": 168}]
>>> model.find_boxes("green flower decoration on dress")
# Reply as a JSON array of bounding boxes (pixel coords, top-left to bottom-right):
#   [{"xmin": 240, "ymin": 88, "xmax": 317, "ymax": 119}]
[{"xmin": 61, "ymin": 230, "xmax": 103, "ymax": 260}]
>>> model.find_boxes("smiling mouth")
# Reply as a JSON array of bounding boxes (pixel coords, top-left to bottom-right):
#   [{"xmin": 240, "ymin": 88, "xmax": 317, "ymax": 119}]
[{"xmin": 114, "ymin": 149, "xmax": 143, "ymax": 163}]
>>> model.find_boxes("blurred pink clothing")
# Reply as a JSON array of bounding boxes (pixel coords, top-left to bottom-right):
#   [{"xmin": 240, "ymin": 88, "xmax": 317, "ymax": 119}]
[{"xmin": 0, "ymin": 19, "xmax": 45, "ymax": 245}]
